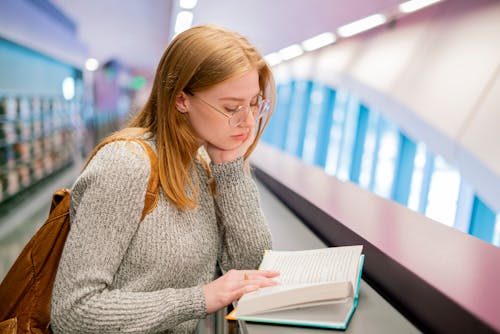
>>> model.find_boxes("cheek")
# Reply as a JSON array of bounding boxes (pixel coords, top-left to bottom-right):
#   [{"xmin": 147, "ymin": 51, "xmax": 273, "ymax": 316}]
[{"xmin": 189, "ymin": 113, "xmax": 226, "ymax": 141}]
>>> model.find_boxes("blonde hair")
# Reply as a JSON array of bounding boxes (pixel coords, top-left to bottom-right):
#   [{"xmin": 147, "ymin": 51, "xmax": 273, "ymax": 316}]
[{"xmin": 124, "ymin": 24, "xmax": 276, "ymax": 210}]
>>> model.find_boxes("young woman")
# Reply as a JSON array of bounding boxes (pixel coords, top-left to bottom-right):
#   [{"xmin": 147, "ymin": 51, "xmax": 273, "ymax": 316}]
[{"xmin": 51, "ymin": 24, "xmax": 279, "ymax": 333}]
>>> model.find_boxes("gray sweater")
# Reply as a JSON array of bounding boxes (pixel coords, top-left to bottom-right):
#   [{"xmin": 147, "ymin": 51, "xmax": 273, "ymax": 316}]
[{"xmin": 50, "ymin": 139, "xmax": 273, "ymax": 333}]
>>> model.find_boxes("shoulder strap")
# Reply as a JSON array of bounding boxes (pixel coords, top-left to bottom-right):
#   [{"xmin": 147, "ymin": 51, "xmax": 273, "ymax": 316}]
[
  {"xmin": 84, "ymin": 135, "xmax": 159, "ymax": 221},
  {"xmin": 197, "ymin": 151, "xmax": 216, "ymax": 196}
]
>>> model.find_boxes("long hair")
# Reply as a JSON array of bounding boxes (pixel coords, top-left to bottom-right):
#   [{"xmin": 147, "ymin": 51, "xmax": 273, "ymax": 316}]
[{"xmin": 124, "ymin": 24, "xmax": 276, "ymax": 210}]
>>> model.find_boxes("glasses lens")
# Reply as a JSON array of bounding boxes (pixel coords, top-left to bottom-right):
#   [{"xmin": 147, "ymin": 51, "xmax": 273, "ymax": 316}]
[
  {"xmin": 259, "ymin": 100, "xmax": 270, "ymax": 118},
  {"xmin": 228, "ymin": 99, "xmax": 271, "ymax": 126},
  {"xmin": 229, "ymin": 106, "xmax": 248, "ymax": 127}
]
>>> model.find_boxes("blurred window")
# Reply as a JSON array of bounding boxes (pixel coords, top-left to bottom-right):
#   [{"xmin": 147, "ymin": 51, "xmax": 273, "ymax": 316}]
[
  {"xmin": 325, "ymin": 90, "xmax": 350, "ymax": 176},
  {"xmin": 358, "ymin": 111, "xmax": 381, "ymax": 189},
  {"xmin": 335, "ymin": 95, "xmax": 360, "ymax": 182},
  {"xmin": 371, "ymin": 119, "xmax": 399, "ymax": 198},
  {"xmin": 425, "ymin": 156, "xmax": 461, "ymax": 226},
  {"xmin": 303, "ymin": 84, "xmax": 327, "ymax": 164},
  {"xmin": 494, "ymin": 215, "xmax": 500, "ymax": 247},
  {"xmin": 408, "ymin": 142, "xmax": 427, "ymax": 212}
]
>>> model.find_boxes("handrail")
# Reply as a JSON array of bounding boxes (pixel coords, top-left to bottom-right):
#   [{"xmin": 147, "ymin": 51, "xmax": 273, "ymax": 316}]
[{"xmin": 250, "ymin": 143, "xmax": 500, "ymax": 334}]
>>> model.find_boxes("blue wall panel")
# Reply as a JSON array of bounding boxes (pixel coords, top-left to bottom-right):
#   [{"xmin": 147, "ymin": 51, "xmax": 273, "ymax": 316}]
[
  {"xmin": 284, "ymin": 80, "xmax": 312, "ymax": 157},
  {"xmin": 469, "ymin": 196, "xmax": 495, "ymax": 243},
  {"xmin": 349, "ymin": 104, "xmax": 369, "ymax": 183},
  {"xmin": 392, "ymin": 133, "xmax": 417, "ymax": 206},
  {"xmin": 313, "ymin": 88, "xmax": 336, "ymax": 167},
  {"xmin": 263, "ymin": 82, "xmax": 294, "ymax": 149}
]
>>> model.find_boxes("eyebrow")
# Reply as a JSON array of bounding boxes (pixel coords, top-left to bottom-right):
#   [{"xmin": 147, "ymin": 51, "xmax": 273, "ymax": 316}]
[{"xmin": 218, "ymin": 91, "xmax": 261, "ymax": 102}]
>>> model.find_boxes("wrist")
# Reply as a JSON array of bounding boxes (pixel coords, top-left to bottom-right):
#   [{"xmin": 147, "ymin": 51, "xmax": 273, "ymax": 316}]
[{"xmin": 202, "ymin": 283, "xmax": 220, "ymax": 314}]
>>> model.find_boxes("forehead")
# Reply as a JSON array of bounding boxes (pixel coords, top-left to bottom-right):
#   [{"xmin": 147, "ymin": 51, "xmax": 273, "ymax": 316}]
[{"xmin": 203, "ymin": 70, "xmax": 260, "ymax": 100}]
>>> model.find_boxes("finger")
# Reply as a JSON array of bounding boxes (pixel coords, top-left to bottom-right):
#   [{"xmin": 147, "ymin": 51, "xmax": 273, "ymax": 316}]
[
  {"xmin": 259, "ymin": 270, "xmax": 280, "ymax": 277},
  {"xmin": 243, "ymin": 270, "xmax": 280, "ymax": 280},
  {"xmin": 233, "ymin": 284, "xmax": 260, "ymax": 300},
  {"xmin": 235, "ymin": 278, "xmax": 278, "ymax": 290}
]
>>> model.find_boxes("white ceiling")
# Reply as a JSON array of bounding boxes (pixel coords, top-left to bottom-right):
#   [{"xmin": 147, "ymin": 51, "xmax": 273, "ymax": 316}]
[
  {"xmin": 51, "ymin": 0, "xmax": 174, "ymax": 71},
  {"xmin": 190, "ymin": 0, "xmax": 402, "ymax": 56},
  {"xmin": 51, "ymin": 0, "xmax": 402, "ymax": 73}
]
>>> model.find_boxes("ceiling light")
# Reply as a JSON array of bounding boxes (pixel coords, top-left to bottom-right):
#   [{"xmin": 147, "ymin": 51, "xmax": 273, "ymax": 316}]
[
  {"xmin": 337, "ymin": 14, "xmax": 387, "ymax": 38},
  {"xmin": 179, "ymin": 0, "xmax": 198, "ymax": 9},
  {"xmin": 175, "ymin": 11, "xmax": 193, "ymax": 34},
  {"xmin": 278, "ymin": 44, "xmax": 304, "ymax": 61},
  {"xmin": 399, "ymin": 0, "xmax": 441, "ymax": 13},
  {"xmin": 85, "ymin": 58, "xmax": 99, "ymax": 71},
  {"xmin": 62, "ymin": 77, "xmax": 75, "ymax": 100},
  {"xmin": 301, "ymin": 32, "xmax": 336, "ymax": 51},
  {"xmin": 264, "ymin": 52, "xmax": 282, "ymax": 66}
]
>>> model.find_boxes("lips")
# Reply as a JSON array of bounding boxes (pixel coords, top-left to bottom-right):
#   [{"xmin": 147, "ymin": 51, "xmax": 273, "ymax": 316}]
[
  {"xmin": 230, "ymin": 128, "xmax": 251, "ymax": 141},
  {"xmin": 230, "ymin": 133, "xmax": 248, "ymax": 141}
]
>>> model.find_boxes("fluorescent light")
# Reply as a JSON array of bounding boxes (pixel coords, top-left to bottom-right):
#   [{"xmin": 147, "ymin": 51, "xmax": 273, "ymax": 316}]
[
  {"xmin": 85, "ymin": 58, "xmax": 99, "ymax": 71},
  {"xmin": 301, "ymin": 32, "xmax": 336, "ymax": 51},
  {"xmin": 179, "ymin": 0, "xmax": 197, "ymax": 9},
  {"xmin": 264, "ymin": 52, "xmax": 282, "ymax": 66},
  {"xmin": 175, "ymin": 11, "xmax": 193, "ymax": 34},
  {"xmin": 278, "ymin": 44, "xmax": 304, "ymax": 61},
  {"xmin": 399, "ymin": 0, "xmax": 441, "ymax": 13},
  {"xmin": 337, "ymin": 14, "xmax": 387, "ymax": 38}
]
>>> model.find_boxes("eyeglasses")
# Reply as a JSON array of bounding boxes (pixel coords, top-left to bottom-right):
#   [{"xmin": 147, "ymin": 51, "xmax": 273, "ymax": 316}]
[{"xmin": 190, "ymin": 93, "xmax": 271, "ymax": 127}]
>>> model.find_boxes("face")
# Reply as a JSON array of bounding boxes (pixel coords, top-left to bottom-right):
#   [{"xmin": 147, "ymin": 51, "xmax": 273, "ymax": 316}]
[{"xmin": 180, "ymin": 69, "xmax": 261, "ymax": 152}]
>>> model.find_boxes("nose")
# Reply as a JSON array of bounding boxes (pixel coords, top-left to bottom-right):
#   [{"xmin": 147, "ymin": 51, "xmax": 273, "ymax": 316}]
[{"xmin": 239, "ymin": 108, "xmax": 256, "ymax": 127}]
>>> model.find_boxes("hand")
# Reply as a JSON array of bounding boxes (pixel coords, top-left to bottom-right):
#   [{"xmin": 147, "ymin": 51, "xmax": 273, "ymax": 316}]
[
  {"xmin": 202, "ymin": 269, "xmax": 279, "ymax": 314},
  {"xmin": 206, "ymin": 128, "xmax": 255, "ymax": 164}
]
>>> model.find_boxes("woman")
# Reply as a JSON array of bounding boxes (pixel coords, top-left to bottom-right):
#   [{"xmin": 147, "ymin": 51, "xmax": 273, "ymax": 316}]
[{"xmin": 51, "ymin": 24, "xmax": 279, "ymax": 333}]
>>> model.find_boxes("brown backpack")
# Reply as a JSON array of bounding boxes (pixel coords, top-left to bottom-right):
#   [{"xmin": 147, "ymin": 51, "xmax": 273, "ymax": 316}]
[{"xmin": 0, "ymin": 134, "xmax": 159, "ymax": 334}]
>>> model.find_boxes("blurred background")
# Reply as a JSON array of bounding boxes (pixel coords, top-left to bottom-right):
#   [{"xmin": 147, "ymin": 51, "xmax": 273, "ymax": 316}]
[{"xmin": 0, "ymin": 0, "xmax": 499, "ymax": 283}]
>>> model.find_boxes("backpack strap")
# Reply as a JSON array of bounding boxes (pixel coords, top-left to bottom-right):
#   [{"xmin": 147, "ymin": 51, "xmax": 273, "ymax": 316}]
[{"xmin": 84, "ymin": 135, "xmax": 159, "ymax": 221}]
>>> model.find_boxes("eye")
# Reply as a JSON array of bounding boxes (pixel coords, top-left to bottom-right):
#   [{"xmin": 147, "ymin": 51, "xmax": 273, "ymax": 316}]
[{"xmin": 224, "ymin": 106, "xmax": 239, "ymax": 113}]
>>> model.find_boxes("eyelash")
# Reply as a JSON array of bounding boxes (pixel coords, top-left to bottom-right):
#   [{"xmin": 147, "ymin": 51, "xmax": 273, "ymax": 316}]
[
  {"xmin": 224, "ymin": 98, "xmax": 259, "ymax": 113},
  {"xmin": 225, "ymin": 107, "xmax": 239, "ymax": 113}
]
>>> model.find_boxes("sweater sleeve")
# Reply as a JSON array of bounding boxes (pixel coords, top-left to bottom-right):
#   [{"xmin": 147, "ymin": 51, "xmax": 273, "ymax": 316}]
[
  {"xmin": 50, "ymin": 142, "xmax": 206, "ymax": 334},
  {"xmin": 210, "ymin": 157, "xmax": 273, "ymax": 271}
]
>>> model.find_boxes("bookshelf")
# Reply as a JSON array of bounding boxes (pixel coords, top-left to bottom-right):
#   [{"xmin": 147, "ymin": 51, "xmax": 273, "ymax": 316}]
[{"xmin": 0, "ymin": 94, "xmax": 81, "ymax": 204}]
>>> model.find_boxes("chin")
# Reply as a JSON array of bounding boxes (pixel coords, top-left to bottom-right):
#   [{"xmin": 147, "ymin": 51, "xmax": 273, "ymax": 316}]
[{"xmin": 209, "ymin": 140, "xmax": 242, "ymax": 152}]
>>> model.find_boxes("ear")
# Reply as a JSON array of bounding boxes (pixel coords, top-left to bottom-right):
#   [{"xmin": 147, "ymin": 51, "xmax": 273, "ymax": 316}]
[{"xmin": 175, "ymin": 91, "xmax": 189, "ymax": 113}]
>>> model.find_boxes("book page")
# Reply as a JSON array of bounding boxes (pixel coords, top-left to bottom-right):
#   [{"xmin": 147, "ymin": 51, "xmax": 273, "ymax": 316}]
[
  {"xmin": 260, "ymin": 245, "xmax": 362, "ymax": 289},
  {"xmin": 235, "ymin": 246, "xmax": 363, "ymax": 316},
  {"xmin": 236, "ymin": 280, "xmax": 353, "ymax": 315}
]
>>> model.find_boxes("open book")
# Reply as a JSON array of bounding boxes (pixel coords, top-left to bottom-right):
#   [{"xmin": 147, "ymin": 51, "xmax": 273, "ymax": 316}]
[{"xmin": 227, "ymin": 245, "xmax": 364, "ymax": 330}]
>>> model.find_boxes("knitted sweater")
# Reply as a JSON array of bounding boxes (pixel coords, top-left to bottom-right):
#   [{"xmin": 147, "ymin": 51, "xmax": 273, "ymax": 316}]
[{"xmin": 50, "ymin": 139, "xmax": 273, "ymax": 333}]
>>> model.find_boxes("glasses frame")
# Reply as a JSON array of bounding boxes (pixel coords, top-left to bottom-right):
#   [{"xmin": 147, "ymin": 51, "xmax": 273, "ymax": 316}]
[{"xmin": 188, "ymin": 92, "xmax": 270, "ymax": 127}]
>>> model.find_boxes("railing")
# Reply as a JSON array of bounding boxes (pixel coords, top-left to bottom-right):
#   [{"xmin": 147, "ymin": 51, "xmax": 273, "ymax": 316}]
[{"xmin": 250, "ymin": 143, "xmax": 500, "ymax": 334}]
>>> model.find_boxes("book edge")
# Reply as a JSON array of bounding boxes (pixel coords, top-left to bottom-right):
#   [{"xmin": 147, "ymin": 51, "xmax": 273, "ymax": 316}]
[
  {"xmin": 235, "ymin": 316, "xmax": 349, "ymax": 330},
  {"xmin": 342, "ymin": 254, "xmax": 365, "ymax": 327}
]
